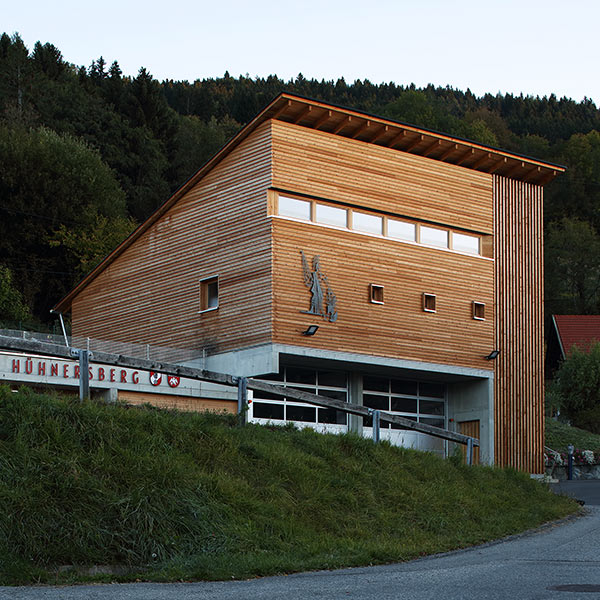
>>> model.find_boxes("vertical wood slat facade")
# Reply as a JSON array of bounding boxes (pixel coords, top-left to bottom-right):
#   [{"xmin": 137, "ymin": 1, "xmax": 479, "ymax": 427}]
[{"xmin": 494, "ymin": 176, "xmax": 544, "ymax": 473}]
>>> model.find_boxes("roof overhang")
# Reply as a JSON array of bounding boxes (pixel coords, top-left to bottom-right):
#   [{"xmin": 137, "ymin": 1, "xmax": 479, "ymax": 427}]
[
  {"xmin": 53, "ymin": 92, "xmax": 565, "ymax": 314},
  {"xmin": 266, "ymin": 93, "xmax": 565, "ymax": 185}
]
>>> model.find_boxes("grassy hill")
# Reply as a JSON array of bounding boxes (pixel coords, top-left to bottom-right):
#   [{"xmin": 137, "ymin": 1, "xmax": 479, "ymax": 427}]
[
  {"xmin": 546, "ymin": 419, "xmax": 600, "ymax": 453},
  {"xmin": 0, "ymin": 386, "xmax": 576, "ymax": 585}
]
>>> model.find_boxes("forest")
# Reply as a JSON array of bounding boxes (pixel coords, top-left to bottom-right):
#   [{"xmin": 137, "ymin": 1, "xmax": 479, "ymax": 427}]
[{"xmin": 1, "ymin": 32, "xmax": 599, "ymax": 332}]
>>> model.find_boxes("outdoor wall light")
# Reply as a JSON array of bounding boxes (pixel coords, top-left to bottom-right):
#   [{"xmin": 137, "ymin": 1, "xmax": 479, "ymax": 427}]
[
  {"xmin": 302, "ymin": 325, "xmax": 319, "ymax": 336},
  {"xmin": 485, "ymin": 350, "xmax": 500, "ymax": 360}
]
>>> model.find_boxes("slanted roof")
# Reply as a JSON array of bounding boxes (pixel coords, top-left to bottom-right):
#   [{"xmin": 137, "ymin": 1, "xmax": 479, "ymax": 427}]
[
  {"xmin": 53, "ymin": 92, "xmax": 566, "ymax": 314},
  {"xmin": 553, "ymin": 315, "xmax": 600, "ymax": 357},
  {"xmin": 267, "ymin": 93, "xmax": 565, "ymax": 185}
]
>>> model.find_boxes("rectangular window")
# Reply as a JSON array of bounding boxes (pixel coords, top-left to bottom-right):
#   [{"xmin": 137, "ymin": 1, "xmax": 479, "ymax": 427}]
[
  {"xmin": 387, "ymin": 219, "xmax": 416, "ymax": 242},
  {"xmin": 419, "ymin": 400, "xmax": 445, "ymax": 415},
  {"xmin": 253, "ymin": 367, "xmax": 347, "ymax": 427},
  {"xmin": 473, "ymin": 301, "xmax": 485, "ymax": 320},
  {"xmin": 420, "ymin": 226, "xmax": 448, "ymax": 248},
  {"xmin": 353, "ymin": 211, "xmax": 382, "ymax": 235},
  {"xmin": 363, "ymin": 375, "xmax": 389, "ymax": 392},
  {"xmin": 199, "ymin": 276, "xmax": 219, "ymax": 312},
  {"xmin": 315, "ymin": 203, "xmax": 347, "ymax": 227},
  {"xmin": 286, "ymin": 404, "xmax": 316, "ymax": 423},
  {"xmin": 391, "ymin": 396, "xmax": 417, "ymax": 413},
  {"xmin": 318, "ymin": 370, "xmax": 347, "ymax": 388},
  {"xmin": 278, "ymin": 195, "xmax": 311, "ymax": 220},
  {"xmin": 452, "ymin": 232, "xmax": 480, "ymax": 255},
  {"xmin": 370, "ymin": 284, "xmax": 384, "ymax": 304},
  {"xmin": 420, "ymin": 382, "xmax": 445, "ymax": 398},
  {"xmin": 423, "ymin": 293, "xmax": 436, "ymax": 313},
  {"xmin": 362, "ymin": 376, "xmax": 446, "ymax": 432},
  {"xmin": 253, "ymin": 402, "xmax": 284, "ymax": 420},
  {"xmin": 363, "ymin": 394, "xmax": 389, "ymax": 411}
]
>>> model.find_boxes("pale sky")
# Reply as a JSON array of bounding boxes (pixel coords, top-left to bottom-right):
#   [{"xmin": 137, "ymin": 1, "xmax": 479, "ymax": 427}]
[{"xmin": 4, "ymin": 0, "xmax": 599, "ymax": 104}]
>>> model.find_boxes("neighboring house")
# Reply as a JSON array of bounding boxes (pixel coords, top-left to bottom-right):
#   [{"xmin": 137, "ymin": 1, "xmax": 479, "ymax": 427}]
[
  {"xmin": 546, "ymin": 315, "xmax": 600, "ymax": 377},
  {"xmin": 53, "ymin": 93, "xmax": 565, "ymax": 473}
]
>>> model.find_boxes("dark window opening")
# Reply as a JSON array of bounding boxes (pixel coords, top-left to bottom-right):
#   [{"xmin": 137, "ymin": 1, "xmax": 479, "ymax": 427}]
[
  {"xmin": 423, "ymin": 293, "xmax": 436, "ymax": 313},
  {"xmin": 200, "ymin": 276, "xmax": 219, "ymax": 311},
  {"xmin": 473, "ymin": 301, "xmax": 485, "ymax": 320},
  {"xmin": 370, "ymin": 284, "xmax": 384, "ymax": 304}
]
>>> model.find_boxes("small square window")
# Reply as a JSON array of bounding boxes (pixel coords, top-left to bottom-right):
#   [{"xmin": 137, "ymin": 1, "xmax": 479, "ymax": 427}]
[
  {"xmin": 423, "ymin": 293, "xmax": 436, "ymax": 313},
  {"xmin": 200, "ymin": 276, "xmax": 219, "ymax": 312},
  {"xmin": 370, "ymin": 284, "xmax": 384, "ymax": 304},
  {"xmin": 473, "ymin": 302, "xmax": 485, "ymax": 320}
]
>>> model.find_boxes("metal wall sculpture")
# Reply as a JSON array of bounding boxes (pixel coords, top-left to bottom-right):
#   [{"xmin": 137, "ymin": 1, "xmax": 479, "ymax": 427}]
[{"xmin": 300, "ymin": 251, "xmax": 338, "ymax": 322}]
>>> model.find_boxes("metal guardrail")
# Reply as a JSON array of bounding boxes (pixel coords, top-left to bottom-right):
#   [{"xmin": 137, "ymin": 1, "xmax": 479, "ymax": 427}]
[
  {"xmin": 0, "ymin": 334, "xmax": 479, "ymax": 463},
  {"xmin": 0, "ymin": 329, "xmax": 198, "ymax": 365}
]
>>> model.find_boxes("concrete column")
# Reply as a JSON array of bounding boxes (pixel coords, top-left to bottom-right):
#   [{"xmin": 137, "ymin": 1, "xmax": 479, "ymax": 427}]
[
  {"xmin": 447, "ymin": 377, "xmax": 494, "ymax": 465},
  {"xmin": 348, "ymin": 371, "xmax": 363, "ymax": 435},
  {"xmin": 93, "ymin": 388, "xmax": 118, "ymax": 403}
]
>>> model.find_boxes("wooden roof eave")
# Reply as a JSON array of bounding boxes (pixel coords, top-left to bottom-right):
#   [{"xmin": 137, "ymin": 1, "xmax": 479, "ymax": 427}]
[{"xmin": 274, "ymin": 93, "xmax": 566, "ymax": 183}]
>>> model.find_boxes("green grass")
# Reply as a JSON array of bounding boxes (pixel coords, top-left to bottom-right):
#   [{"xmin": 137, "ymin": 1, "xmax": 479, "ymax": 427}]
[
  {"xmin": 0, "ymin": 386, "xmax": 577, "ymax": 585},
  {"xmin": 546, "ymin": 418, "xmax": 600, "ymax": 452}
]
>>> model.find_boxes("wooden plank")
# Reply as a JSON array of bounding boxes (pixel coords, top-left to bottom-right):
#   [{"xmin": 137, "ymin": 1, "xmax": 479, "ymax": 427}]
[
  {"xmin": 370, "ymin": 125, "xmax": 389, "ymax": 144},
  {"xmin": 120, "ymin": 391, "xmax": 237, "ymax": 414},
  {"xmin": 313, "ymin": 110, "xmax": 332, "ymax": 130},
  {"xmin": 439, "ymin": 143, "xmax": 459, "ymax": 161},
  {"xmin": 459, "ymin": 420, "xmax": 480, "ymax": 464},
  {"xmin": 386, "ymin": 129, "xmax": 407, "ymax": 148},
  {"xmin": 332, "ymin": 116, "xmax": 351, "ymax": 134},
  {"xmin": 292, "ymin": 105, "xmax": 312, "ymax": 124},
  {"xmin": 350, "ymin": 119, "xmax": 370, "ymax": 139}
]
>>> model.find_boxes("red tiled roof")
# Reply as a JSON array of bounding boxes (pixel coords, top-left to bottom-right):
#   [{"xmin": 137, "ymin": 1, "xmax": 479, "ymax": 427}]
[{"xmin": 553, "ymin": 315, "xmax": 600, "ymax": 356}]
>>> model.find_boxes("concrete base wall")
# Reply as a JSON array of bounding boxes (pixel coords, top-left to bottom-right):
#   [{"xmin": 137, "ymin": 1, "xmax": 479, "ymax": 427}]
[{"xmin": 447, "ymin": 378, "xmax": 494, "ymax": 465}]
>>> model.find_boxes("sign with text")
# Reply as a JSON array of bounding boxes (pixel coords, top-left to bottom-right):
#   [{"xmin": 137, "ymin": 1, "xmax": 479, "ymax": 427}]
[{"xmin": 0, "ymin": 351, "xmax": 237, "ymax": 401}]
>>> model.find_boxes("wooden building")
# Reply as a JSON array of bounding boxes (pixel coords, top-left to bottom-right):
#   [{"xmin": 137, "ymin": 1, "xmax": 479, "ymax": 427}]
[{"xmin": 54, "ymin": 93, "xmax": 564, "ymax": 472}]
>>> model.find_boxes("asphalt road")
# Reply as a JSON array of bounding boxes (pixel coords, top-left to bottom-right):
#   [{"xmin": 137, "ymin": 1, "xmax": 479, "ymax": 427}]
[{"xmin": 550, "ymin": 479, "xmax": 600, "ymax": 506}]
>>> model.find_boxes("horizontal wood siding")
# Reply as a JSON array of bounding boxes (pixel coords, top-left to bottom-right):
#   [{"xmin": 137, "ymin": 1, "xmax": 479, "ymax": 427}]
[
  {"xmin": 271, "ymin": 120, "xmax": 493, "ymax": 234},
  {"xmin": 72, "ymin": 121, "xmax": 273, "ymax": 355},
  {"xmin": 119, "ymin": 391, "xmax": 236, "ymax": 414},
  {"xmin": 494, "ymin": 176, "xmax": 544, "ymax": 473},
  {"xmin": 271, "ymin": 218, "xmax": 494, "ymax": 370}
]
